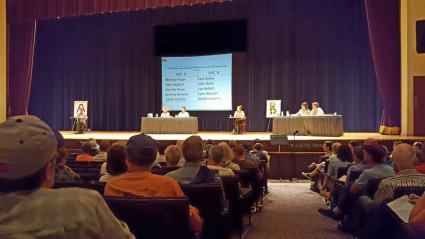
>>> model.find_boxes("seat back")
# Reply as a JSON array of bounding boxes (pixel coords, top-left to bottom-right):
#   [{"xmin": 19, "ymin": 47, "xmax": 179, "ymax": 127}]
[
  {"xmin": 393, "ymin": 186, "xmax": 425, "ymax": 200},
  {"xmin": 347, "ymin": 170, "xmax": 362, "ymax": 183},
  {"xmin": 53, "ymin": 180, "xmax": 88, "ymax": 189},
  {"xmin": 365, "ymin": 177, "xmax": 384, "ymax": 198},
  {"xmin": 87, "ymin": 181, "xmax": 106, "ymax": 195},
  {"xmin": 337, "ymin": 166, "xmax": 349, "ymax": 179},
  {"xmin": 104, "ymin": 196, "xmax": 192, "ymax": 239},
  {"xmin": 179, "ymin": 183, "xmax": 229, "ymax": 239},
  {"xmin": 221, "ymin": 175, "xmax": 244, "ymax": 230}
]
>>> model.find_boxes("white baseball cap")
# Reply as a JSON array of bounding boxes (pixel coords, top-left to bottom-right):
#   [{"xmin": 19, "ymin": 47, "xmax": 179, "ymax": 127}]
[{"xmin": 0, "ymin": 115, "xmax": 57, "ymax": 179}]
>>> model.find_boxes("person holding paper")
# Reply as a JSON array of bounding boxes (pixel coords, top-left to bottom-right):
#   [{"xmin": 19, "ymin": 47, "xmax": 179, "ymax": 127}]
[
  {"xmin": 177, "ymin": 107, "xmax": 190, "ymax": 117},
  {"xmin": 294, "ymin": 102, "xmax": 310, "ymax": 116},
  {"xmin": 310, "ymin": 102, "xmax": 325, "ymax": 116},
  {"xmin": 409, "ymin": 192, "xmax": 425, "ymax": 230},
  {"xmin": 160, "ymin": 106, "xmax": 170, "ymax": 117}
]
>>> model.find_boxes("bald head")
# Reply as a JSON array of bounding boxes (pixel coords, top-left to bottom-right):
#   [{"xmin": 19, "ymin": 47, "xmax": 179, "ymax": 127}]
[{"xmin": 392, "ymin": 143, "xmax": 416, "ymax": 171}]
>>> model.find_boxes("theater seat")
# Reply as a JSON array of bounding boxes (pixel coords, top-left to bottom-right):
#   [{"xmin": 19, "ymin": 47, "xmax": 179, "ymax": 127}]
[
  {"xmin": 104, "ymin": 196, "xmax": 192, "ymax": 239},
  {"xmin": 221, "ymin": 175, "xmax": 252, "ymax": 235},
  {"xmin": 179, "ymin": 183, "xmax": 230, "ymax": 239}
]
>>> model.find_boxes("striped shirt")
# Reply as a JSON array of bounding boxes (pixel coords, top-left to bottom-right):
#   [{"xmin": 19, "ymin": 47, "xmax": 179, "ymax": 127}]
[{"xmin": 374, "ymin": 169, "xmax": 425, "ymax": 204}]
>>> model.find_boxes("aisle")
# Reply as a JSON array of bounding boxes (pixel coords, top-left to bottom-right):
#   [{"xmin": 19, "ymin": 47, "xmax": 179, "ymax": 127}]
[{"xmin": 244, "ymin": 182, "xmax": 352, "ymax": 239}]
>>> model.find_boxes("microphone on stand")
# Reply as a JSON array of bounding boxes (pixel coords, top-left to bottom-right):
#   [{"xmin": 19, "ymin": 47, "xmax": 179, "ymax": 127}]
[{"xmin": 293, "ymin": 130, "xmax": 299, "ymax": 135}]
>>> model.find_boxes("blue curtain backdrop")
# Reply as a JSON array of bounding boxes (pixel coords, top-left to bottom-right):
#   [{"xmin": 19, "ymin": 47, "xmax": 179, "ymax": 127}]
[{"xmin": 29, "ymin": 0, "xmax": 381, "ymax": 132}]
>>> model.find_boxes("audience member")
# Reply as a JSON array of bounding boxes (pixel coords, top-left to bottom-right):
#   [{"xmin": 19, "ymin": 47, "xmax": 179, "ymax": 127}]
[
  {"xmin": 346, "ymin": 146, "xmax": 367, "ymax": 184},
  {"xmin": 327, "ymin": 144, "xmax": 353, "ymax": 181},
  {"xmin": 76, "ymin": 143, "xmax": 94, "ymax": 161},
  {"xmin": 55, "ymin": 147, "xmax": 80, "ymax": 182},
  {"xmin": 87, "ymin": 138, "xmax": 100, "ymax": 156},
  {"xmin": 218, "ymin": 142, "xmax": 240, "ymax": 171},
  {"xmin": 104, "ymin": 134, "xmax": 202, "ymax": 233},
  {"xmin": 152, "ymin": 145, "xmax": 181, "ymax": 175},
  {"xmin": 207, "ymin": 145, "xmax": 235, "ymax": 176},
  {"xmin": 374, "ymin": 144, "xmax": 425, "ymax": 204},
  {"xmin": 301, "ymin": 141, "xmax": 335, "ymax": 179},
  {"xmin": 94, "ymin": 140, "xmax": 110, "ymax": 161},
  {"xmin": 409, "ymin": 192, "xmax": 425, "ymax": 231},
  {"xmin": 351, "ymin": 144, "xmax": 394, "ymax": 194},
  {"xmin": 166, "ymin": 135, "xmax": 218, "ymax": 184},
  {"xmin": 348, "ymin": 140, "xmax": 361, "ymax": 153},
  {"xmin": 99, "ymin": 144, "xmax": 127, "ymax": 182},
  {"xmin": 0, "ymin": 115, "xmax": 133, "ymax": 238},
  {"xmin": 232, "ymin": 145, "xmax": 260, "ymax": 170},
  {"xmin": 249, "ymin": 142, "xmax": 270, "ymax": 193}
]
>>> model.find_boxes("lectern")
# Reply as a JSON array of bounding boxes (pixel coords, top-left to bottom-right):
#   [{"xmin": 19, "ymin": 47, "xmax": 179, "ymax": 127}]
[{"xmin": 229, "ymin": 116, "xmax": 246, "ymax": 134}]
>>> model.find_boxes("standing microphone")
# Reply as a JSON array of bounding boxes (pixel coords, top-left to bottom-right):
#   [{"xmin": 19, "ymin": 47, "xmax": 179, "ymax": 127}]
[{"xmin": 293, "ymin": 130, "xmax": 299, "ymax": 135}]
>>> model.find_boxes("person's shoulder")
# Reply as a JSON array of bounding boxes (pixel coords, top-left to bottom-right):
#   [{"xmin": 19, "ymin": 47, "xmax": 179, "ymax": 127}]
[{"xmin": 44, "ymin": 187, "xmax": 103, "ymax": 204}]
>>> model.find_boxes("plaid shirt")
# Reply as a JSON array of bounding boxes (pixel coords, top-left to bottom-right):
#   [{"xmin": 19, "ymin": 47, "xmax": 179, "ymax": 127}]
[{"xmin": 374, "ymin": 169, "xmax": 425, "ymax": 204}]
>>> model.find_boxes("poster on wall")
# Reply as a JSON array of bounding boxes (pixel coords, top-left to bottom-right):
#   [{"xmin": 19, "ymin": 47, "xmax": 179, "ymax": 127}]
[
  {"xmin": 266, "ymin": 100, "xmax": 281, "ymax": 118},
  {"xmin": 73, "ymin": 101, "xmax": 88, "ymax": 118}
]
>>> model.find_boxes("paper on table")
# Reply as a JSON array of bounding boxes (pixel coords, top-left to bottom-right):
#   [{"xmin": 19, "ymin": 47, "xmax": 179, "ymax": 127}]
[{"xmin": 387, "ymin": 195, "xmax": 414, "ymax": 223}]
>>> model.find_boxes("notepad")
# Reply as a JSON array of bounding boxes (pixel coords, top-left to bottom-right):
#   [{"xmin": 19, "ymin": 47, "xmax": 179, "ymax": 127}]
[{"xmin": 387, "ymin": 195, "xmax": 414, "ymax": 223}]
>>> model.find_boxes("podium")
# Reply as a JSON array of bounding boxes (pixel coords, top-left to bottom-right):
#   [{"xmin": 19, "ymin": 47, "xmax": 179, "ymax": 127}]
[
  {"xmin": 70, "ymin": 117, "xmax": 88, "ymax": 134},
  {"xmin": 229, "ymin": 116, "xmax": 246, "ymax": 134}
]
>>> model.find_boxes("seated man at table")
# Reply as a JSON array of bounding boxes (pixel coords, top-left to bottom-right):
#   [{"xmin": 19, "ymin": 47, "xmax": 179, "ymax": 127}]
[
  {"xmin": 160, "ymin": 106, "xmax": 171, "ymax": 117},
  {"xmin": 104, "ymin": 134, "xmax": 202, "ymax": 234},
  {"xmin": 177, "ymin": 107, "xmax": 190, "ymax": 117},
  {"xmin": 310, "ymin": 102, "xmax": 325, "ymax": 116},
  {"xmin": 294, "ymin": 102, "xmax": 310, "ymax": 116}
]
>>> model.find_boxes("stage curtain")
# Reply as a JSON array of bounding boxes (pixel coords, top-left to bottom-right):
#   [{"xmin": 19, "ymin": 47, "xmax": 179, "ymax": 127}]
[
  {"xmin": 29, "ymin": 0, "xmax": 382, "ymax": 132},
  {"xmin": 6, "ymin": 0, "xmax": 231, "ymax": 24},
  {"xmin": 6, "ymin": 0, "xmax": 231, "ymax": 117},
  {"xmin": 364, "ymin": 0, "xmax": 401, "ymax": 135},
  {"xmin": 8, "ymin": 21, "xmax": 36, "ymax": 116}
]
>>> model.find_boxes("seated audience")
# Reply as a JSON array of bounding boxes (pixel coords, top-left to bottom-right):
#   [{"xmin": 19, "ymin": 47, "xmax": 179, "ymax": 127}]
[
  {"xmin": 218, "ymin": 142, "xmax": 240, "ymax": 171},
  {"xmin": 104, "ymin": 134, "xmax": 202, "ymax": 233},
  {"xmin": 294, "ymin": 102, "xmax": 310, "ymax": 116},
  {"xmin": 320, "ymin": 144, "xmax": 353, "ymax": 193},
  {"xmin": 310, "ymin": 102, "xmax": 325, "ymax": 116},
  {"xmin": 0, "ymin": 115, "xmax": 133, "ymax": 238},
  {"xmin": 94, "ymin": 140, "xmax": 110, "ymax": 161},
  {"xmin": 374, "ymin": 143, "xmax": 425, "ymax": 204},
  {"xmin": 249, "ymin": 142, "xmax": 270, "ymax": 193},
  {"xmin": 416, "ymin": 143, "xmax": 425, "ymax": 174},
  {"xmin": 351, "ymin": 144, "xmax": 395, "ymax": 194},
  {"xmin": 302, "ymin": 141, "xmax": 338, "ymax": 179},
  {"xmin": 152, "ymin": 145, "xmax": 181, "ymax": 175},
  {"xmin": 232, "ymin": 145, "xmax": 260, "ymax": 170},
  {"xmin": 87, "ymin": 138, "xmax": 100, "ymax": 156},
  {"xmin": 409, "ymin": 192, "xmax": 425, "ymax": 231},
  {"xmin": 99, "ymin": 144, "xmax": 127, "ymax": 182},
  {"xmin": 348, "ymin": 140, "xmax": 361, "ymax": 153},
  {"xmin": 76, "ymin": 143, "xmax": 94, "ymax": 161},
  {"xmin": 56, "ymin": 147, "xmax": 81, "ymax": 182},
  {"xmin": 207, "ymin": 145, "xmax": 235, "ymax": 176},
  {"xmin": 346, "ymin": 146, "xmax": 367, "ymax": 184},
  {"xmin": 54, "ymin": 130, "xmax": 80, "ymax": 182},
  {"xmin": 167, "ymin": 135, "xmax": 218, "ymax": 184}
]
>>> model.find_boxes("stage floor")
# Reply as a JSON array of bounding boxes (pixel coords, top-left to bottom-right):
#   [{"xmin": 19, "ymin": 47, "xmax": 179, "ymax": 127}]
[{"xmin": 60, "ymin": 131, "xmax": 425, "ymax": 142}]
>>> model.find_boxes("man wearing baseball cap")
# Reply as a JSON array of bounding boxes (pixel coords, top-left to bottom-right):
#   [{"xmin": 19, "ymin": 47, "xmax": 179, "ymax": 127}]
[
  {"xmin": 0, "ymin": 115, "xmax": 134, "ymax": 238},
  {"xmin": 104, "ymin": 133, "xmax": 202, "ymax": 234}
]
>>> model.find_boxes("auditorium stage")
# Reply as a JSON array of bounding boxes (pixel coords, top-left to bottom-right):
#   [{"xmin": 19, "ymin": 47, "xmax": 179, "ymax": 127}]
[{"xmin": 61, "ymin": 131, "xmax": 425, "ymax": 142}]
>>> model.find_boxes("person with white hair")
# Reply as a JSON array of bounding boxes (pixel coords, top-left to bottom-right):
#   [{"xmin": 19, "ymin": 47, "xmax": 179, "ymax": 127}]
[
  {"xmin": 310, "ymin": 102, "xmax": 325, "ymax": 116},
  {"xmin": 374, "ymin": 143, "xmax": 425, "ymax": 204}
]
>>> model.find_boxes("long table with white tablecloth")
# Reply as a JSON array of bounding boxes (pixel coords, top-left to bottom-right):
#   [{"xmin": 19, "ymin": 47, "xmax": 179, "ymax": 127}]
[
  {"xmin": 141, "ymin": 117, "xmax": 198, "ymax": 134},
  {"xmin": 272, "ymin": 116, "xmax": 343, "ymax": 136}
]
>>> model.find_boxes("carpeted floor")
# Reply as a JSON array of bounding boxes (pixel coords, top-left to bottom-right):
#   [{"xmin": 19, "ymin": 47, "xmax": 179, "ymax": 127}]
[{"xmin": 244, "ymin": 182, "xmax": 353, "ymax": 239}]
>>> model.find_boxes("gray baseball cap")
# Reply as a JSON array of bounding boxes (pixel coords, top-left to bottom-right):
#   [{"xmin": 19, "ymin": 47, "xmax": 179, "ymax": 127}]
[{"xmin": 0, "ymin": 115, "xmax": 57, "ymax": 179}]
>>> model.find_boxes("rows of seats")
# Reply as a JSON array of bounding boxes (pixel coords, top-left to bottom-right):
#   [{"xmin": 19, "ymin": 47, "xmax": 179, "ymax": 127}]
[{"xmin": 53, "ymin": 166, "xmax": 264, "ymax": 239}]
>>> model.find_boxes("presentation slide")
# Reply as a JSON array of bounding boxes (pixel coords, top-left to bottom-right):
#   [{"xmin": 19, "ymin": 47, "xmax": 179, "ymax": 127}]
[{"xmin": 161, "ymin": 54, "xmax": 232, "ymax": 111}]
